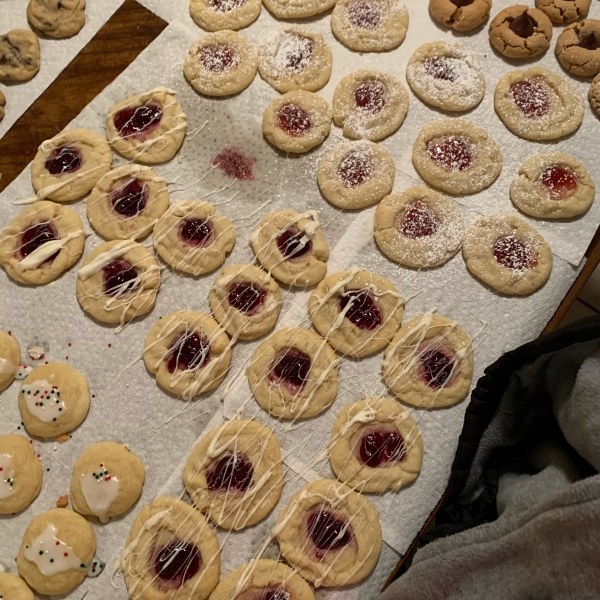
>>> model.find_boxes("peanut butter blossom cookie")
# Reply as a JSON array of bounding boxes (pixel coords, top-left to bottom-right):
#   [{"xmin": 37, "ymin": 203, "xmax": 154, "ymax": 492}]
[
  {"xmin": 189, "ymin": 0, "xmax": 262, "ymax": 31},
  {"xmin": 247, "ymin": 327, "xmax": 339, "ymax": 419},
  {"xmin": 27, "ymin": 0, "xmax": 86, "ymax": 39},
  {"xmin": 0, "ymin": 202, "xmax": 85, "ymax": 286},
  {"xmin": 0, "ymin": 573, "xmax": 34, "ymax": 600},
  {"xmin": 329, "ymin": 398, "xmax": 423, "ymax": 492},
  {"xmin": 276, "ymin": 479, "xmax": 383, "ymax": 587},
  {"xmin": 494, "ymin": 67, "xmax": 585, "ymax": 141},
  {"xmin": 590, "ymin": 73, "xmax": 600, "ymax": 116},
  {"xmin": 0, "ymin": 30, "xmax": 40, "ymax": 82},
  {"xmin": 536, "ymin": 0, "xmax": 590, "ymax": 24},
  {"xmin": 412, "ymin": 119, "xmax": 503, "ymax": 195},
  {"xmin": 429, "ymin": 0, "xmax": 491, "ymax": 32},
  {"xmin": 462, "ymin": 215, "xmax": 553, "ymax": 295},
  {"xmin": 0, "ymin": 90, "xmax": 5, "ymax": 122},
  {"xmin": 184, "ymin": 420, "xmax": 284, "ymax": 529},
  {"xmin": 383, "ymin": 313, "xmax": 474, "ymax": 408},
  {"xmin": 332, "ymin": 69, "xmax": 409, "ymax": 141},
  {"xmin": 0, "ymin": 330, "xmax": 20, "ymax": 392},
  {"xmin": 556, "ymin": 19, "xmax": 600, "ymax": 77}
]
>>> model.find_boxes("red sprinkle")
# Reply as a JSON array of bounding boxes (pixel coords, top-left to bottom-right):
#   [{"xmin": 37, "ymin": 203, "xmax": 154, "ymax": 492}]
[
  {"xmin": 26, "ymin": 150, "xmax": 31, "ymax": 156},
  {"xmin": 108, "ymin": 344, "xmax": 112, "ymax": 348},
  {"xmin": 45, "ymin": 361, "xmax": 48, "ymax": 364},
  {"xmin": 68, "ymin": 343, "xmax": 72, "ymax": 347},
  {"xmin": 65, "ymin": 356, "xmax": 69, "ymax": 360},
  {"xmin": 7, "ymin": 331, "xmax": 11, "ymax": 336}
]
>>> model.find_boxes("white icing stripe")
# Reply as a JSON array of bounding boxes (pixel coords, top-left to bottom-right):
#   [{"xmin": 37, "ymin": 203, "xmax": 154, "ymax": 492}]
[
  {"xmin": 21, "ymin": 379, "xmax": 66, "ymax": 423},
  {"xmin": 78, "ymin": 240, "xmax": 139, "ymax": 280},
  {"xmin": 18, "ymin": 231, "xmax": 85, "ymax": 271},
  {"xmin": 0, "ymin": 454, "xmax": 15, "ymax": 500},
  {"xmin": 24, "ymin": 523, "xmax": 85, "ymax": 576},
  {"xmin": 80, "ymin": 468, "xmax": 120, "ymax": 523}
]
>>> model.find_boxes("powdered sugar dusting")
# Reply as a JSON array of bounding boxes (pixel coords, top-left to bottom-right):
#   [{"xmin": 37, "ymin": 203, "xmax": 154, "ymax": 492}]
[
  {"xmin": 338, "ymin": 148, "xmax": 374, "ymax": 188},
  {"xmin": 208, "ymin": 0, "xmax": 247, "ymax": 13},
  {"xmin": 348, "ymin": 0, "xmax": 383, "ymax": 30},
  {"xmin": 199, "ymin": 44, "xmax": 240, "ymax": 73},
  {"xmin": 264, "ymin": 32, "xmax": 315, "ymax": 75}
]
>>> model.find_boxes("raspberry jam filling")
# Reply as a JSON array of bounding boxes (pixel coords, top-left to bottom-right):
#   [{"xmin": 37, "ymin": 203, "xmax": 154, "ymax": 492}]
[
  {"xmin": 249, "ymin": 588, "xmax": 289, "ymax": 600},
  {"xmin": 18, "ymin": 223, "xmax": 59, "ymax": 262},
  {"xmin": 206, "ymin": 453, "xmax": 254, "ymax": 492},
  {"xmin": 338, "ymin": 151, "xmax": 374, "ymax": 189},
  {"xmin": 208, "ymin": 0, "xmax": 246, "ymax": 11},
  {"xmin": 510, "ymin": 78, "xmax": 550, "ymax": 119},
  {"xmin": 152, "ymin": 540, "xmax": 201, "ymax": 590},
  {"xmin": 45, "ymin": 145, "xmax": 83, "ymax": 176},
  {"xmin": 509, "ymin": 11, "xmax": 536, "ymax": 38},
  {"xmin": 269, "ymin": 348, "xmax": 311, "ymax": 395},
  {"xmin": 578, "ymin": 30, "xmax": 600, "ymax": 50},
  {"xmin": 493, "ymin": 235, "xmax": 538, "ymax": 271},
  {"xmin": 418, "ymin": 347, "xmax": 456, "ymax": 389},
  {"xmin": 103, "ymin": 260, "xmax": 139, "ymax": 297},
  {"xmin": 359, "ymin": 428, "xmax": 406, "ymax": 468},
  {"xmin": 423, "ymin": 56, "xmax": 458, "ymax": 82},
  {"xmin": 540, "ymin": 165, "xmax": 579, "ymax": 200},
  {"xmin": 354, "ymin": 80, "xmax": 386, "ymax": 114},
  {"xmin": 110, "ymin": 179, "xmax": 148, "ymax": 218},
  {"xmin": 307, "ymin": 507, "xmax": 353, "ymax": 554},
  {"xmin": 348, "ymin": 0, "xmax": 382, "ymax": 30},
  {"xmin": 166, "ymin": 332, "xmax": 210, "ymax": 373},
  {"xmin": 339, "ymin": 289, "xmax": 383, "ymax": 331},
  {"xmin": 179, "ymin": 218, "xmax": 214, "ymax": 247},
  {"xmin": 200, "ymin": 44, "xmax": 239, "ymax": 73},
  {"xmin": 212, "ymin": 147, "xmax": 256, "ymax": 181},
  {"xmin": 277, "ymin": 104, "xmax": 312, "ymax": 138},
  {"xmin": 276, "ymin": 228, "xmax": 312, "ymax": 260},
  {"xmin": 280, "ymin": 34, "xmax": 314, "ymax": 73},
  {"xmin": 228, "ymin": 283, "xmax": 267, "ymax": 316},
  {"xmin": 113, "ymin": 103, "xmax": 163, "ymax": 139},
  {"xmin": 399, "ymin": 200, "xmax": 440, "ymax": 239},
  {"xmin": 427, "ymin": 136, "xmax": 473, "ymax": 172}
]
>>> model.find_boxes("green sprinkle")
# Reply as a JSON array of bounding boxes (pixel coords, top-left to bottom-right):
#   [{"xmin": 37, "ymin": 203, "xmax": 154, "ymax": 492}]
[{"xmin": 39, "ymin": 550, "xmax": 43, "ymax": 555}]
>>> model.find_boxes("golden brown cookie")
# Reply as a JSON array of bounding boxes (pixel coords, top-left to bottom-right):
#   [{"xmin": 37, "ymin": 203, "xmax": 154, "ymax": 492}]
[
  {"xmin": 556, "ymin": 19, "xmax": 600, "ymax": 77},
  {"xmin": 0, "ymin": 573, "xmax": 34, "ymax": 600},
  {"xmin": 429, "ymin": 0, "xmax": 492, "ymax": 32},
  {"xmin": 536, "ymin": 0, "xmax": 591, "ymax": 24},
  {"xmin": 27, "ymin": 0, "xmax": 86, "ymax": 39},
  {"xmin": 0, "ymin": 30, "xmax": 40, "ymax": 82},
  {"xmin": 0, "ymin": 330, "xmax": 20, "ymax": 392},
  {"xmin": 590, "ymin": 73, "xmax": 600, "ymax": 115}
]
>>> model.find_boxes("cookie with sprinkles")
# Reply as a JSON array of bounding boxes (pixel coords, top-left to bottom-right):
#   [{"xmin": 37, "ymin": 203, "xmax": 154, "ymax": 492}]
[
  {"xmin": 264, "ymin": 0, "xmax": 336, "ymax": 18},
  {"xmin": 189, "ymin": 0, "xmax": 262, "ymax": 31}
]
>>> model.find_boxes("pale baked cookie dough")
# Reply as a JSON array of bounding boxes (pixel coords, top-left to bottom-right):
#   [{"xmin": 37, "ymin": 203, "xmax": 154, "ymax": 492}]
[
  {"xmin": 209, "ymin": 264, "xmax": 282, "ymax": 340},
  {"xmin": 383, "ymin": 314, "xmax": 474, "ymax": 408},
  {"xmin": 463, "ymin": 215, "xmax": 553, "ymax": 296},
  {"xmin": 0, "ymin": 30, "xmax": 40, "ymax": 82},
  {"xmin": 317, "ymin": 140, "xmax": 395, "ymax": 210},
  {"xmin": 209, "ymin": 560, "xmax": 316, "ymax": 600},
  {"xmin": 263, "ymin": 90, "xmax": 332, "ymax": 154},
  {"xmin": 76, "ymin": 240, "xmax": 160, "ymax": 327},
  {"xmin": 27, "ymin": 0, "xmax": 86, "ymax": 39},
  {"xmin": 0, "ymin": 202, "xmax": 85, "ymax": 286},
  {"xmin": 412, "ymin": 119, "xmax": 503, "ymax": 195},
  {"xmin": 0, "ymin": 434, "xmax": 43, "ymax": 514},
  {"xmin": 332, "ymin": 70, "xmax": 409, "ymax": 141},
  {"xmin": 330, "ymin": 398, "xmax": 423, "ymax": 492},
  {"xmin": 247, "ymin": 327, "xmax": 339, "ymax": 419},
  {"xmin": 309, "ymin": 268, "xmax": 404, "ymax": 358},
  {"xmin": 184, "ymin": 31, "xmax": 257, "ymax": 97},
  {"xmin": 494, "ymin": 67, "xmax": 585, "ymax": 141},
  {"xmin": 536, "ymin": 0, "xmax": 590, "ymax": 24},
  {"xmin": 276, "ymin": 479, "xmax": 382, "ymax": 587},
  {"xmin": 0, "ymin": 90, "xmax": 6, "ymax": 123},
  {"xmin": 184, "ymin": 420, "xmax": 284, "ymax": 529},
  {"xmin": 31, "ymin": 129, "xmax": 112, "ymax": 202},
  {"xmin": 87, "ymin": 165, "xmax": 169, "ymax": 241},
  {"xmin": 556, "ymin": 20, "xmax": 600, "ymax": 77},
  {"xmin": 70, "ymin": 442, "xmax": 145, "ymax": 523},
  {"xmin": 153, "ymin": 200, "xmax": 235, "ymax": 276},
  {"xmin": 190, "ymin": 0, "xmax": 262, "ymax": 31},
  {"xmin": 429, "ymin": 0, "xmax": 491, "ymax": 32},
  {"xmin": 510, "ymin": 152, "xmax": 595, "ymax": 219},
  {"xmin": 406, "ymin": 41, "xmax": 486, "ymax": 112},
  {"xmin": 591, "ymin": 73, "xmax": 600, "ymax": 116},
  {"xmin": 106, "ymin": 88, "xmax": 187, "ymax": 164},
  {"xmin": 265, "ymin": 0, "xmax": 335, "ymax": 18},
  {"xmin": 375, "ymin": 187, "xmax": 465, "ymax": 268},
  {"xmin": 0, "ymin": 573, "xmax": 34, "ymax": 600},
  {"xmin": 122, "ymin": 497, "xmax": 220, "ymax": 600},
  {"xmin": 250, "ymin": 209, "xmax": 329, "ymax": 287},
  {"xmin": 143, "ymin": 310, "xmax": 232, "ymax": 400},
  {"xmin": 0, "ymin": 331, "xmax": 20, "ymax": 392},
  {"xmin": 331, "ymin": 0, "xmax": 409, "ymax": 53}
]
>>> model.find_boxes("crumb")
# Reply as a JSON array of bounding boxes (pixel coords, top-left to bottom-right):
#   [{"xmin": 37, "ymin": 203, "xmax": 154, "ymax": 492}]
[
  {"xmin": 56, "ymin": 433, "xmax": 70, "ymax": 443},
  {"xmin": 56, "ymin": 494, "xmax": 69, "ymax": 508}
]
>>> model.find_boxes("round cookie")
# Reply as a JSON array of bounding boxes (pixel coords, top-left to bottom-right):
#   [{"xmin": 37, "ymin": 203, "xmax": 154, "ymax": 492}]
[
  {"xmin": 0, "ymin": 90, "xmax": 6, "ymax": 123},
  {"xmin": 76, "ymin": 240, "xmax": 160, "ymax": 327},
  {"xmin": 556, "ymin": 19, "xmax": 600, "ymax": 77},
  {"xmin": 27, "ymin": 0, "xmax": 86, "ymax": 39},
  {"xmin": 153, "ymin": 200, "xmax": 235, "ymax": 276},
  {"xmin": 591, "ymin": 73, "xmax": 600, "ymax": 116},
  {"xmin": 70, "ymin": 441, "xmax": 145, "ymax": 523},
  {"xmin": 249, "ymin": 209, "xmax": 329, "ymax": 287},
  {"xmin": 257, "ymin": 26, "xmax": 332, "ymax": 94},
  {"xmin": 406, "ymin": 41, "xmax": 486, "ymax": 112},
  {"xmin": 0, "ymin": 434, "xmax": 43, "ymax": 514},
  {"xmin": 183, "ymin": 420, "xmax": 284, "ymax": 529},
  {"xmin": 375, "ymin": 186, "xmax": 465, "ymax": 268},
  {"xmin": 494, "ymin": 67, "xmax": 585, "ymax": 141},
  {"xmin": 0, "ymin": 330, "xmax": 21, "ymax": 392},
  {"xmin": 429, "ymin": 0, "xmax": 491, "ymax": 32},
  {"xmin": 209, "ymin": 560, "xmax": 315, "ymax": 600},
  {"xmin": 247, "ymin": 327, "xmax": 339, "ymax": 419},
  {"xmin": 0, "ymin": 573, "xmax": 34, "ymax": 600},
  {"xmin": 122, "ymin": 497, "xmax": 220, "ymax": 600},
  {"xmin": 309, "ymin": 268, "xmax": 404, "ymax": 358},
  {"xmin": 317, "ymin": 140, "xmax": 395, "ymax": 210},
  {"xmin": 264, "ymin": 0, "xmax": 335, "ymax": 18},
  {"xmin": 143, "ymin": 310, "xmax": 232, "ymax": 400},
  {"xmin": 536, "ymin": 0, "xmax": 591, "ymax": 24},
  {"xmin": 0, "ymin": 30, "xmax": 40, "ymax": 82},
  {"xmin": 332, "ymin": 70, "xmax": 409, "ymax": 141},
  {"xmin": 87, "ymin": 165, "xmax": 170, "ymax": 241},
  {"xmin": 184, "ymin": 31, "xmax": 257, "ymax": 97},
  {"xmin": 412, "ymin": 119, "xmax": 503, "ymax": 195},
  {"xmin": 510, "ymin": 152, "xmax": 595, "ymax": 219},
  {"xmin": 17, "ymin": 508, "xmax": 96, "ymax": 595},
  {"xmin": 383, "ymin": 313, "xmax": 474, "ymax": 408},
  {"xmin": 331, "ymin": 0, "xmax": 409, "ymax": 53},
  {"xmin": 263, "ymin": 90, "xmax": 332, "ymax": 154},
  {"xmin": 190, "ymin": 0, "xmax": 262, "ymax": 31},
  {"xmin": 276, "ymin": 479, "xmax": 382, "ymax": 587},
  {"xmin": 208, "ymin": 264, "xmax": 282, "ymax": 340},
  {"xmin": 0, "ymin": 202, "xmax": 85, "ymax": 286},
  {"xmin": 106, "ymin": 88, "xmax": 188, "ymax": 164},
  {"xmin": 462, "ymin": 215, "xmax": 553, "ymax": 296},
  {"xmin": 31, "ymin": 129, "xmax": 112, "ymax": 202},
  {"xmin": 329, "ymin": 398, "xmax": 423, "ymax": 492}
]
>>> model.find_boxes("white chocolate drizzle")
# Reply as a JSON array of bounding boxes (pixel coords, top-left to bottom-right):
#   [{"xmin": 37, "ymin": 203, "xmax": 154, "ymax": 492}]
[
  {"xmin": 78, "ymin": 240, "xmax": 139, "ymax": 280},
  {"xmin": 18, "ymin": 231, "xmax": 85, "ymax": 271}
]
